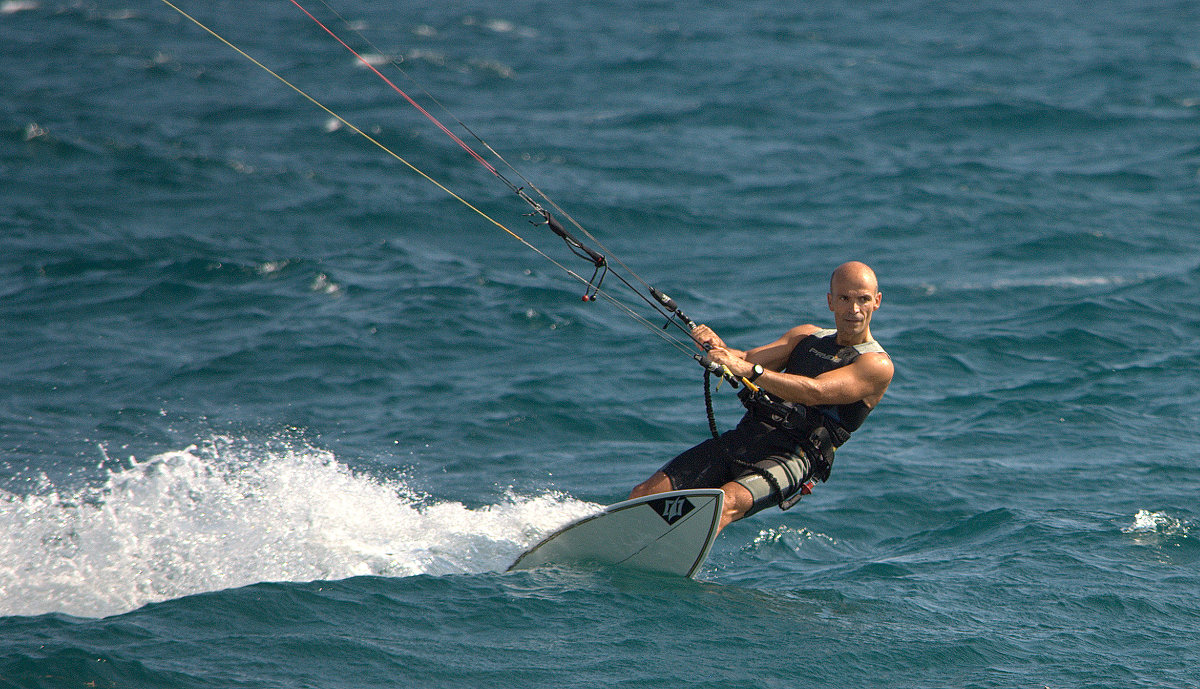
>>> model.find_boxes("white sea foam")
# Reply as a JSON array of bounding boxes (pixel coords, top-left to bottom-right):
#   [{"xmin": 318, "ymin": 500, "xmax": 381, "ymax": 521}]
[
  {"xmin": 1122, "ymin": 510, "xmax": 1189, "ymax": 536},
  {"xmin": 354, "ymin": 53, "xmax": 393, "ymax": 68},
  {"xmin": 751, "ymin": 525, "xmax": 837, "ymax": 550},
  {"xmin": 0, "ymin": 1, "xmax": 39, "ymax": 15},
  {"xmin": 0, "ymin": 438, "xmax": 597, "ymax": 619},
  {"xmin": 913, "ymin": 274, "xmax": 1141, "ymax": 297},
  {"xmin": 987, "ymin": 275, "xmax": 1133, "ymax": 289}
]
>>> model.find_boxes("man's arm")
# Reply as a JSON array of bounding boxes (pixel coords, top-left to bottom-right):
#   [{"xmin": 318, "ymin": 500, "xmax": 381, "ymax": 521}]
[
  {"xmin": 691, "ymin": 324, "xmax": 820, "ymax": 370},
  {"xmin": 706, "ymin": 328, "xmax": 893, "ymax": 408},
  {"xmin": 742, "ymin": 325, "xmax": 822, "ymax": 371},
  {"xmin": 752, "ymin": 352, "xmax": 893, "ymax": 408}
]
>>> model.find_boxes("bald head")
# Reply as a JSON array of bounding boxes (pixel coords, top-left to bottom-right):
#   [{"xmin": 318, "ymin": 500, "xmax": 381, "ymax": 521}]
[
  {"xmin": 826, "ymin": 262, "xmax": 882, "ymax": 344},
  {"xmin": 830, "ymin": 261, "xmax": 879, "ymax": 294}
]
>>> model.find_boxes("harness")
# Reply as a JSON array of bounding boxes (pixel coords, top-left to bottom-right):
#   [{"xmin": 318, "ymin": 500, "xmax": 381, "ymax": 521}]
[
  {"xmin": 703, "ymin": 330, "xmax": 883, "ymax": 510},
  {"xmin": 738, "ymin": 387, "xmax": 840, "ymax": 479}
]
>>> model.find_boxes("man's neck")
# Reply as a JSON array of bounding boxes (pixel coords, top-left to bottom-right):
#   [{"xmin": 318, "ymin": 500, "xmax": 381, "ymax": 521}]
[{"xmin": 836, "ymin": 327, "xmax": 872, "ymax": 347}]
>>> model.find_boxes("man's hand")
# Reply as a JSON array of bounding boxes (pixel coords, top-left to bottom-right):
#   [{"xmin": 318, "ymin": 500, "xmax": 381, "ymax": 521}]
[
  {"xmin": 706, "ymin": 346, "xmax": 753, "ymax": 379},
  {"xmin": 690, "ymin": 324, "xmax": 726, "ymax": 351}
]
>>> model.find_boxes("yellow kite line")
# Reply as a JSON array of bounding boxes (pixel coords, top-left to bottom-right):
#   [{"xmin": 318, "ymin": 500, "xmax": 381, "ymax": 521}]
[
  {"xmin": 157, "ymin": 0, "xmax": 576, "ymax": 273},
  {"xmin": 156, "ymin": 0, "xmax": 703, "ymax": 359}
]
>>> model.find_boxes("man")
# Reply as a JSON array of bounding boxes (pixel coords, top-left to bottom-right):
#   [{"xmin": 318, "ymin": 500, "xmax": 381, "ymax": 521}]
[{"xmin": 630, "ymin": 261, "xmax": 893, "ymax": 532}]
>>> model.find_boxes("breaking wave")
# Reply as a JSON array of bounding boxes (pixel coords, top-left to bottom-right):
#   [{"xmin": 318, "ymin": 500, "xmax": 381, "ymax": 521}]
[{"xmin": 0, "ymin": 437, "xmax": 597, "ymax": 618}]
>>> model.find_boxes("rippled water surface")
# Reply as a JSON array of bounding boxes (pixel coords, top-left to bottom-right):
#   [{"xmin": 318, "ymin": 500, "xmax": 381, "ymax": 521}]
[{"xmin": 2, "ymin": 1, "xmax": 1198, "ymax": 687}]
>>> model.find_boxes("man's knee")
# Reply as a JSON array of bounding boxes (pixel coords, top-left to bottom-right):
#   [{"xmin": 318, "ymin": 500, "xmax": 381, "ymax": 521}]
[
  {"xmin": 719, "ymin": 481, "xmax": 755, "ymax": 529},
  {"xmin": 629, "ymin": 471, "xmax": 673, "ymax": 499}
]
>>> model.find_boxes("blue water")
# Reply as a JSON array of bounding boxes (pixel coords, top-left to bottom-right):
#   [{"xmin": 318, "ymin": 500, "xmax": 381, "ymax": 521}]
[{"xmin": 3, "ymin": 0, "xmax": 1199, "ymax": 687}]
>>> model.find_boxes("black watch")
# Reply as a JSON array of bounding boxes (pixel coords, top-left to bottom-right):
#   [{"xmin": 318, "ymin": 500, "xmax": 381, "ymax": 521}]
[{"xmin": 747, "ymin": 364, "xmax": 764, "ymax": 382}]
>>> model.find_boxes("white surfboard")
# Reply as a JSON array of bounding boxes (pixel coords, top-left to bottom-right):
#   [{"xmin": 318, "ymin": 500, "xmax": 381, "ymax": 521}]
[{"xmin": 507, "ymin": 488, "xmax": 724, "ymax": 578}]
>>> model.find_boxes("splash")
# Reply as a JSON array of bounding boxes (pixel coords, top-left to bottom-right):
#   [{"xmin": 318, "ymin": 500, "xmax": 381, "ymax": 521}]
[
  {"xmin": 0, "ymin": 438, "xmax": 598, "ymax": 619},
  {"xmin": 750, "ymin": 525, "xmax": 837, "ymax": 550},
  {"xmin": 1, "ymin": 1, "xmax": 39, "ymax": 15},
  {"xmin": 1122, "ymin": 510, "xmax": 1189, "ymax": 536}
]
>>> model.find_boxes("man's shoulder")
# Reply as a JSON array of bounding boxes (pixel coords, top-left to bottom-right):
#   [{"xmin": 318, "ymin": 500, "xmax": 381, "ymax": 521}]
[
  {"xmin": 853, "ymin": 348, "xmax": 894, "ymax": 385},
  {"xmin": 787, "ymin": 324, "xmax": 825, "ymax": 339}
]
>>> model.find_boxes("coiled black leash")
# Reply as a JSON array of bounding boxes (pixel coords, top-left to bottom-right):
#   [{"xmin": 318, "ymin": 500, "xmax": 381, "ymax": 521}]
[{"xmin": 699, "ymin": 363, "xmax": 794, "ymax": 509}]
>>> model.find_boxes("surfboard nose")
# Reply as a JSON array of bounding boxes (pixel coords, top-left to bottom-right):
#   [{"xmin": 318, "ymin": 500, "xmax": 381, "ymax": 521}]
[{"xmin": 507, "ymin": 489, "xmax": 724, "ymax": 578}]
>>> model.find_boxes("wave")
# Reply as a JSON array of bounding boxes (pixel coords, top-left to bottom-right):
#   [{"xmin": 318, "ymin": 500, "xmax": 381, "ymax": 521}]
[
  {"xmin": 0, "ymin": 437, "xmax": 598, "ymax": 619},
  {"xmin": 1122, "ymin": 510, "xmax": 1190, "ymax": 537}
]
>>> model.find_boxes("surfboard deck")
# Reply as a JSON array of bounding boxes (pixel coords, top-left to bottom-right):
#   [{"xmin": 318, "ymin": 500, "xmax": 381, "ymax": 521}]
[{"xmin": 507, "ymin": 488, "xmax": 724, "ymax": 578}]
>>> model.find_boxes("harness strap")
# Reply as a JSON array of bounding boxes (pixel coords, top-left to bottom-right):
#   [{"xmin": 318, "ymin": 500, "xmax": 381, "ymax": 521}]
[
  {"xmin": 704, "ymin": 369, "xmax": 788, "ymax": 506},
  {"xmin": 703, "ymin": 369, "xmax": 825, "ymax": 511},
  {"xmin": 739, "ymin": 389, "xmax": 840, "ymax": 483}
]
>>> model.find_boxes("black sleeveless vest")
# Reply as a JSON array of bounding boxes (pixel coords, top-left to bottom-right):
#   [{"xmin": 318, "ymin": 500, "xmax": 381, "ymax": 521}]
[{"xmin": 742, "ymin": 329, "xmax": 886, "ymax": 445}]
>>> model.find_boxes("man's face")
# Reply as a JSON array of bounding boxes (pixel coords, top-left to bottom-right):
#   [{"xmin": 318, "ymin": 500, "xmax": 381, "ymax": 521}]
[{"xmin": 827, "ymin": 276, "xmax": 881, "ymax": 338}]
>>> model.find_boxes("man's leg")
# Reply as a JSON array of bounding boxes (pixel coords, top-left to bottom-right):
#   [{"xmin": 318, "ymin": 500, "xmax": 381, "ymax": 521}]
[
  {"xmin": 718, "ymin": 480, "xmax": 754, "ymax": 532},
  {"xmin": 632, "ymin": 473, "xmax": 751, "ymax": 534},
  {"xmin": 628, "ymin": 471, "xmax": 673, "ymax": 499}
]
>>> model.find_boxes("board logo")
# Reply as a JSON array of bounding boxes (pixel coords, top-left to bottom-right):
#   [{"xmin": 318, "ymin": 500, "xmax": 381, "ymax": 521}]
[{"xmin": 648, "ymin": 496, "xmax": 694, "ymax": 525}]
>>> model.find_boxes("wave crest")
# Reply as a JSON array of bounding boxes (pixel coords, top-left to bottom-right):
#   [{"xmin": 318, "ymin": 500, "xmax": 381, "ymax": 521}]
[{"xmin": 0, "ymin": 438, "xmax": 596, "ymax": 618}]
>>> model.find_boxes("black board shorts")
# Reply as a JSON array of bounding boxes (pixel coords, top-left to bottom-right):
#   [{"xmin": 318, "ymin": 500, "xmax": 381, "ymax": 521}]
[{"xmin": 658, "ymin": 416, "xmax": 814, "ymax": 518}]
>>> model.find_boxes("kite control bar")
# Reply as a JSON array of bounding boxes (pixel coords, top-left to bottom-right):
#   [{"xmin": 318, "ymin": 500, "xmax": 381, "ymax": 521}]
[
  {"xmin": 648, "ymin": 286, "xmax": 761, "ymax": 393},
  {"xmin": 650, "ymin": 287, "xmax": 697, "ymax": 331},
  {"xmin": 694, "ymin": 352, "xmax": 762, "ymax": 394}
]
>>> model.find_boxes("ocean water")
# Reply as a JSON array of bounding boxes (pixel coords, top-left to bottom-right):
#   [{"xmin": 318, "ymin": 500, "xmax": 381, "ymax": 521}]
[{"xmin": 2, "ymin": 0, "xmax": 1199, "ymax": 687}]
